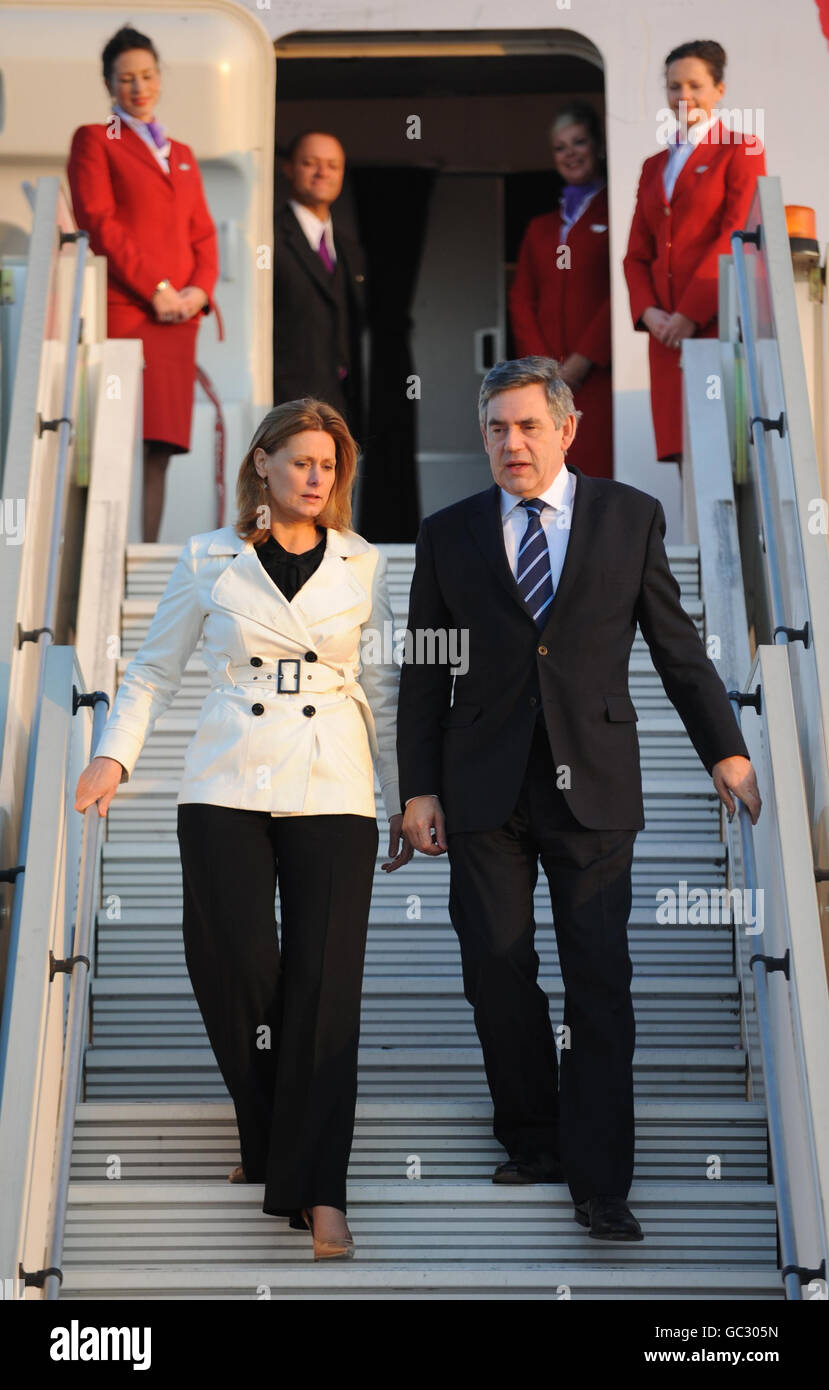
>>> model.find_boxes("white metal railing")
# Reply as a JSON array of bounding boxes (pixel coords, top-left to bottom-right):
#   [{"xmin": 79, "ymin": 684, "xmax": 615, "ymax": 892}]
[
  {"xmin": 728, "ymin": 648, "xmax": 829, "ymax": 1298},
  {"xmin": 0, "ymin": 646, "xmax": 108, "ymax": 1298},
  {"xmin": 0, "ymin": 174, "xmax": 134, "ymax": 1076},
  {"xmin": 682, "ymin": 240, "xmax": 829, "ymax": 1294},
  {"xmin": 0, "ymin": 178, "xmax": 90, "ymax": 1088},
  {"xmin": 728, "ymin": 177, "xmax": 829, "ymax": 924},
  {"xmin": 74, "ymin": 336, "xmax": 142, "ymax": 698},
  {"xmin": 0, "ymin": 175, "xmax": 141, "ymax": 1296},
  {"xmin": 681, "ymin": 340, "xmax": 752, "ymax": 698}
]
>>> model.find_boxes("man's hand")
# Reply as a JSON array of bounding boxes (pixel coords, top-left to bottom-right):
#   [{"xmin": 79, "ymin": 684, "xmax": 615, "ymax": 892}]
[
  {"xmin": 712, "ymin": 755, "xmax": 762, "ymax": 825},
  {"xmin": 381, "ymin": 813, "xmax": 414, "ymax": 872},
  {"xmin": 401, "ymin": 794, "xmax": 448, "ymax": 856}
]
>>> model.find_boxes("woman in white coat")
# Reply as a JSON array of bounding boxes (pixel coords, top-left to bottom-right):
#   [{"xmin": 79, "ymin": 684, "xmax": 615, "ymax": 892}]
[{"xmin": 74, "ymin": 397, "xmax": 412, "ymax": 1259}]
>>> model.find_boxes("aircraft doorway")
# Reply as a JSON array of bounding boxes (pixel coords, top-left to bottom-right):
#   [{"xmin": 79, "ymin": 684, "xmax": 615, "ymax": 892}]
[{"xmin": 274, "ymin": 31, "xmax": 606, "ymax": 539}]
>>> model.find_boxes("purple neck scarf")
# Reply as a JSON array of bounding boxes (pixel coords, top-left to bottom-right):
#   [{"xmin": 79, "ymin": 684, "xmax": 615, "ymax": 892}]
[
  {"xmin": 112, "ymin": 103, "xmax": 167, "ymax": 148},
  {"xmin": 560, "ymin": 178, "xmax": 603, "ymax": 224},
  {"xmin": 144, "ymin": 117, "xmax": 167, "ymax": 149}
]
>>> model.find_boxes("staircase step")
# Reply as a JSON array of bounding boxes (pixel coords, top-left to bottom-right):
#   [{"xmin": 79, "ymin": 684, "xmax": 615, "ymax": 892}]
[
  {"xmin": 58, "ymin": 1263, "xmax": 784, "ymax": 1299},
  {"xmin": 59, "ymin": 1180, "xmax": 779, "ymax": 1275},
  {"xmin": 94, "ymin": 917, "xmax": 737, "ymax": 978},
  {"xmin": 83, "ymin": 1046, "xmax": 748, "ymax": 1101},
  {"xmin": 69, "ymin": 1100, "xmax": 770, "ymax": 1184},
  {"xmin": 89, "ymin": 975, "xmax": 741, "ymax": 1049}
]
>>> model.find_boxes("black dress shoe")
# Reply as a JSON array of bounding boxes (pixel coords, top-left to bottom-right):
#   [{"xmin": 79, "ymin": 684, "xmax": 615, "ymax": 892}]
[
  {"xmin": 574, "ymin": 1195, "xmax": 644, "ymax": 1241},
  {"xmin": 492, "ymin": 1156, "xmax": 564, "ymax": 1184}
]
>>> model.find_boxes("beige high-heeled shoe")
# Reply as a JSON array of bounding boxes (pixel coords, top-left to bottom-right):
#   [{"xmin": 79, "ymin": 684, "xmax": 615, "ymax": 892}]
[
  {"xmin": 301, "ymin": 1207, "xmax": 355, "ymax": 1261},
  {"xmin": 227, "ymin": 1165, "xmax": 246, "ymax": 1183}
]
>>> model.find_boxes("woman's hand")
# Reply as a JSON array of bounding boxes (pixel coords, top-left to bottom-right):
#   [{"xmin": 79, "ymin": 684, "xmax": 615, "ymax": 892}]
[
  {"xmin": 174, "ymin": 286, "xmax": 209, "ymax": 321},
  {"xmin": 74, "ymin": 755, "xmax": 124, "ymax": 817},
  {"xmin": 151, "ymin": 282, "xmax": 186, "ymax": 323},
  {"xmin": 558, "ymin": 353, "xmax": 593, "ymax": 391},
  {"xmin": 380, "ymin": 812, "xmax": 415, "ymax": 872},
  {"xmin": 661, "ymin": 311, "xmax": 697, "ymax": 351},
  {"xmin": 642, "ymin": 306, "xmax": 673, "ymax": 343}
]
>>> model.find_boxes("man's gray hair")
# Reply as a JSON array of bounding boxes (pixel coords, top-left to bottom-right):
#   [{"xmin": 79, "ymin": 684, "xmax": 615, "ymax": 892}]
[{"xmin": 478, "ymin": 356, "xmax": 582, "ymax": 431}]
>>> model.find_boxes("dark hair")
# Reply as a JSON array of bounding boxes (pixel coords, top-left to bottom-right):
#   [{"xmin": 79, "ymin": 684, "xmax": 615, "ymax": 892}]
[
  {"xmin": 283, "ymin": 129, "xmax": 345, "ymax": 162},
  {"xmin": 664, "ymin": 40, "xmax": 726, "ymax": 85},
  {"xmin": 102, "ymin": 26, "xmax": 160, "ymax": 87}
]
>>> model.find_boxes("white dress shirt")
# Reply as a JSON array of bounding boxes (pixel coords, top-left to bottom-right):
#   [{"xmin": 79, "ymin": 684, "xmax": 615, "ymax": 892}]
[
  {"xmin": 499, "ymin": 462, "xmax": 576, "ymax": 588},
  {"xmin": 404, "ymin": 465, "xmax": 577, "ymax": 806},
  {"xmin": 662, "ymin": 112, "xmax": 718, "ymax": 202},
  {"xmin": 288, "ymin": 197, "xmax": 337, "ymax": 264},
  {"xmin": 111, "ymin": 101, "xmax": 170, "ymax": 174}
]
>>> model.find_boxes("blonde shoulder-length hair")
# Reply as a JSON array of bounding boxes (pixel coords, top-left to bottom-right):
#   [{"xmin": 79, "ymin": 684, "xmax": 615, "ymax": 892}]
[{"xmin": 234, "ymin": 398, "xmax": 359, "ymax": 544}]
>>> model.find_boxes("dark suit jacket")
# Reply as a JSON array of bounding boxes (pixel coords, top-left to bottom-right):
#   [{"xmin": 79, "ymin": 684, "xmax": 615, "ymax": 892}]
[
  {"xmin": 273, "ymin": 202, "xmax": 367, "ymax": 435},
  {"xmin": 396, "ymin": 463, "xmax": 750, "ymax": 832}
]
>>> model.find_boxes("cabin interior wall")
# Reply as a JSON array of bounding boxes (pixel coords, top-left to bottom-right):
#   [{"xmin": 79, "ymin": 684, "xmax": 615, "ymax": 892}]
[{"xmin": 276, "ymin": 62, "xmax": 607, "ymax": 533}]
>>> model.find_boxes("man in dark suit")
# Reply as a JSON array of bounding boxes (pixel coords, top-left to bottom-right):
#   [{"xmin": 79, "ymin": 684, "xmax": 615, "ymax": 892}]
[
  {"xmin": 397, "ymin": 356, "xmax": 761, "ymax": 1241},
  {"xmin": 274, "ymin": 130, "xmax": 366, "ymax": 436}
]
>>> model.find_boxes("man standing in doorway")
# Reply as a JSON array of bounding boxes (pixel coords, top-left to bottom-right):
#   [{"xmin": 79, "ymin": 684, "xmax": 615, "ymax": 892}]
[
  {"xmin": 274, "ymin": 130, "xmax": 366, "ymax": 436},
  {"xmin": 397, "ymin": 356, "xmax": 761, "ymax": 1241}
]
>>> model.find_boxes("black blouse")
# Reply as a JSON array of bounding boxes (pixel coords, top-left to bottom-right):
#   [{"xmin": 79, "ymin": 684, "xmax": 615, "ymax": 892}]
[{"xmin": 254, "ymin": 528, "xmax": 327, "ymax": 602}]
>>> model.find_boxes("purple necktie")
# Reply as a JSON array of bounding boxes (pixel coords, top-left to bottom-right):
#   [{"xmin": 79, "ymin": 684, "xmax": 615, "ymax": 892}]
[
  {"xmin": 316, "ymin": 231, "xmax": 346, "ymax": 378},
  {"xmin": 317, "ymin": 233, "xmax": 335, "ymax": 273}
]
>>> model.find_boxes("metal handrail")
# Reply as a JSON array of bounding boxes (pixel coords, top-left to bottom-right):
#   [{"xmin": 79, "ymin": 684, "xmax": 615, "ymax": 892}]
[
  {"xmin": 724, "ymin": 736, "xmax": 801, "ymax": 1300},
  {"xmin": 728, "ymin": 680, "xmax": 829, "ymax": 1298},
  {"xmin": 730, "ymin": 226, "xmax": 803, "ymax": 643},
  {"xmin": 43, "ymin": 687, "xmax": 109, "ymax": 1301},
  {"xmin": 0, "ymin": 224, "xmax": 88, "ymax": 1093}
]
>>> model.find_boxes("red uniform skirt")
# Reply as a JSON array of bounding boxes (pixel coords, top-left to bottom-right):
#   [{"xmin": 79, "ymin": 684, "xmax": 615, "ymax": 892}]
[
  {"xmin": 648, "ymin": 321, "xmax": 718, "ymax": 462},
  {"xmin": 108, "ymin": 299, "xmax": 201, "ymax": 453},
  {"xmin": 565, "ymin": 364, "xmax": 613, "ymax": 479}
]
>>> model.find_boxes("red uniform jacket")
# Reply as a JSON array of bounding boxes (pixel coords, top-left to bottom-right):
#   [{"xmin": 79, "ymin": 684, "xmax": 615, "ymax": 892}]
[
  {"xmin": 509, "ymin": 186, "xmax": 613, "ymax": 477},
  {"xmin": 67, "ymin": 121, "xmax": 219, "ymax": 321},
  {"xmin": 623, "ymin": 120, "xmax": 765, "ymax": 459}
]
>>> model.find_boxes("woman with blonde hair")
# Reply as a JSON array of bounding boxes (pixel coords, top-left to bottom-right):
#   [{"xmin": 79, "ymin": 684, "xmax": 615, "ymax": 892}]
[
  {"xmin": 509, "ymin": 103, "xmax": 612, "ymax": 477},
  {"xmin": 75, "ymin": 398, "xmax": 411, "ymax": 1258}
]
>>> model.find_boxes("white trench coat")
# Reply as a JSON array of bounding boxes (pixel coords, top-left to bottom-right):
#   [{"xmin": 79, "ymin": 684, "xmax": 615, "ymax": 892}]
[{"xmin": 94, "ymin": 523, "xmax": 402, "ymax": 820}]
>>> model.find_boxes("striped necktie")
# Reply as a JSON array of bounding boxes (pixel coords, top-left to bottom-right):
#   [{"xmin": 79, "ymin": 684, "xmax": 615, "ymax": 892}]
[{"xmin": 516, "ymin": 498, "xmax": 554, "ymax": 625}]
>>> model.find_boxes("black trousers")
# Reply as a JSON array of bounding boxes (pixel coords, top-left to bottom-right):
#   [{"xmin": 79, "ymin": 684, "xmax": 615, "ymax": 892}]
[
  {"xmin": 176, "ymin": 804, "xmax": 379, "ymax": 1217},
  {"xmin": 446, "ymin": 713, "xmax": 637, "ymax": 1204}
]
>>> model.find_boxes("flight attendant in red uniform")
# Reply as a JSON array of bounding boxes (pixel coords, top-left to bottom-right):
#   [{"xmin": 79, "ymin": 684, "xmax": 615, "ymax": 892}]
[
  {"xmin": 509, "ymin": 104, "xmax": 612, "ymax": 478},
  {"xmin": 67, "ymin": 25, "xmax": 221, "ymax": 539},
  {"xmin": 623, "ymin": 39, "xmax": 766, "ymax": 463}
]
